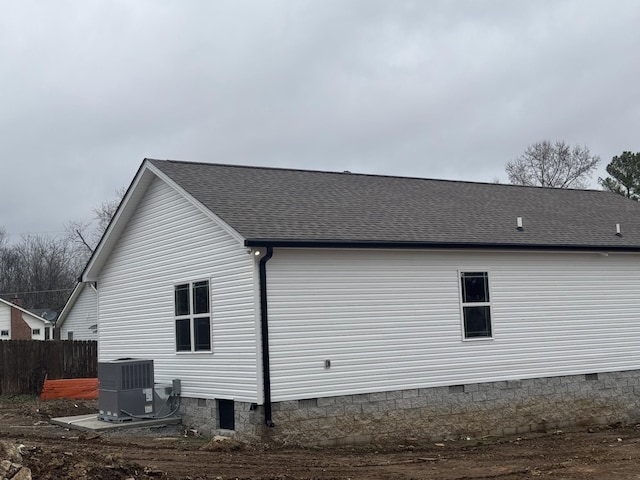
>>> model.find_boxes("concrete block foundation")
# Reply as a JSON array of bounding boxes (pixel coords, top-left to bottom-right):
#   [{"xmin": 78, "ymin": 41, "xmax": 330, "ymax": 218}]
[{"xmin": 179, "ymin": 369, "xmax": 640, "ymax": 445}]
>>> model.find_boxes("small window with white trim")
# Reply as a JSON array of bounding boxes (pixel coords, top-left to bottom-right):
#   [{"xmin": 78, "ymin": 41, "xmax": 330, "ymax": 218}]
[
  {"xmin": 32, "ymin": 328, "xmax": 41, "ymax": 336},
  {"xmin": 1, "ymin": 330, "xmax": 8, "ymax": 337},
  {"xmin": 460, "ymin": 271, "xmax": 492, "ymax": 339},
  {"xmin": 175, "ymin": 280, "xmax": 211, "ymax": 352}
]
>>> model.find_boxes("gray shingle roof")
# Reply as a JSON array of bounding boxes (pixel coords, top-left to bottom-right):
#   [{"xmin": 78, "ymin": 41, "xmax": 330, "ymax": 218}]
[{"xmin": 148, "ymin": 159, "xmax": 640, "ymax": 250}]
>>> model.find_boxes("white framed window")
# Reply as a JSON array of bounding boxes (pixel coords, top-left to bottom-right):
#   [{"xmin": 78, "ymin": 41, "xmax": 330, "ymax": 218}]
[
  {"xmin": 459, "ymin": 271, "xmax": 492, "ymax": 339},
  {"xmin": 175, "ymin": 280, "xmax": 211, "ymax": 352},
  {"xmin": 0, "ymin": 330, "xmax": 8, "ymax": 337},
  {"xmin": 32, "ymin": 328, "xmax": 41, "ymax": 336}
]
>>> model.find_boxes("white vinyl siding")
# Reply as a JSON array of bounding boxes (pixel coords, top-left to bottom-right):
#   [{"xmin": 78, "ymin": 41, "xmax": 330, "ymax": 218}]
[
  {"xmin": 97, "ymin": 177, "xmax": 258, "ymax": 402},
  {"xmin": 59, "ymin": 286, "xmax": 98, "ymax": 341},
  {"xmin": 266, "ymin": 248, "xmax": 640, "ymax": 401}
]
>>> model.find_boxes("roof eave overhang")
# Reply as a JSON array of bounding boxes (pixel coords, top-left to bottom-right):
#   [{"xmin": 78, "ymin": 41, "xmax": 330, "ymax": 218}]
[{"xmin": 244, "ymin": 239, "xmax": 640, "ymax": 253}]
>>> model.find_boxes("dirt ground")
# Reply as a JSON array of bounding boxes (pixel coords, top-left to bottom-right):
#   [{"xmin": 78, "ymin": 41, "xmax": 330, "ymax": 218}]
[{"xmin": 3, "ymin": 397, "xmax": 640, "ymax": 479}]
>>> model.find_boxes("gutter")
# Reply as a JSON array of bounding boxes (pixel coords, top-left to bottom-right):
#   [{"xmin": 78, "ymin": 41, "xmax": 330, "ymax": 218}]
[
  {"xmin": 245, "ymin": 239, "xmax": 640, "ymax": 253},
  {"xmin": 258, "ymin": 245, "xmax": 275, "ymax": 427}
]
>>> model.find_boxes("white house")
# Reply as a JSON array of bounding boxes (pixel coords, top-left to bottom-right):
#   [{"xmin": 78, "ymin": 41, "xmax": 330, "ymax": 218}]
[
  {"xmin": 0, "ymin": 298, "xmax": 53, "ymax": 341},
  {"xmin": 82, "ymin": 158, "xmax": 640, "ymax": 444},
  {"xmin": 56, "ymin": 282, "xmax": 98, "ymax": 341}
]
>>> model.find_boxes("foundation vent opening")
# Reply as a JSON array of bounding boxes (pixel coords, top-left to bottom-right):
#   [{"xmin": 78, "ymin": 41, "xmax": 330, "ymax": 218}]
[{"xmin": 298, "ymin": 398, "xmax": 318, "ymax": 409}]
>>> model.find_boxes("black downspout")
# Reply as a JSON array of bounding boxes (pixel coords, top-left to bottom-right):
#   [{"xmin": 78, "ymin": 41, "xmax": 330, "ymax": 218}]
[{"xmin": 258, "ymin": 246, "xmax": 275, "ymax": 427}]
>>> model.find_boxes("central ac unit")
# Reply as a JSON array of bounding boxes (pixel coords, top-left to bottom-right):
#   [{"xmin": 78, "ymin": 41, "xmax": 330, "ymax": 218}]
[{"xmin": 98, "ymin": 358, "xmax": 154, "ymax": 422}]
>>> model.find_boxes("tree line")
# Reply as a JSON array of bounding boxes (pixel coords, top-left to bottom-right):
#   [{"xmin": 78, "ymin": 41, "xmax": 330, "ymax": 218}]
[
  {"xmin": 0, "ymin": 230, "xmax": 81, "ymax": 313},
  {"xmin": 0, "ymin": 191, "xmax": 122, "ymax": 313}
]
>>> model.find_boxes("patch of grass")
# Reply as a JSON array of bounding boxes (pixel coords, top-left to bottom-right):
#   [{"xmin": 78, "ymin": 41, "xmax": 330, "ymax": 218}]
[{"xmin": 0, "ymin": 394, "xmax": 38, "ymax": 404}]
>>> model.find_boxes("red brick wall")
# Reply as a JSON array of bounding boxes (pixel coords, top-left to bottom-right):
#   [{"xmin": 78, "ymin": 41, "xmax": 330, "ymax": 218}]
[{"xmin": 10, "ymin": 306, "xmax": 32, "ymax": 340}]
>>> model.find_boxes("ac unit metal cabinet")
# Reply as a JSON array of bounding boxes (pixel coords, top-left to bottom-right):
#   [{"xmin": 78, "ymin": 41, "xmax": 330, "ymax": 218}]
[{"xmin": 98, "ymin": 358, "xmax": 154, "ymax": 422}]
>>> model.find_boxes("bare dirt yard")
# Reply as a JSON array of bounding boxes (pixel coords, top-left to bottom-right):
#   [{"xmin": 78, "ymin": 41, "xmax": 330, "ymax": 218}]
[{"xmin": 3, "ymin": 396, "xmax": 640, "ymax": 479}]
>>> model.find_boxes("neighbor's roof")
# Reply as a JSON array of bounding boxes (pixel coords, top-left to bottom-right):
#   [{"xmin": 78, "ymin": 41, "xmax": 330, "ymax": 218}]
[
  {"xmin": 147, "ymin": 159, "xmax": 640, "ymax": 250},
  {"xmin": 0, "ymin": 298, "xmax": 53, "ymax": 325}
]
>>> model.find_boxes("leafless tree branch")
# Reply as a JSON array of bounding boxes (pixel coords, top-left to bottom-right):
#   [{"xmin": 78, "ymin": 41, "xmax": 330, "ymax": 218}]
[{"xmin": 506, "ymin": 140, "xmax": 600, "ymax": 189}]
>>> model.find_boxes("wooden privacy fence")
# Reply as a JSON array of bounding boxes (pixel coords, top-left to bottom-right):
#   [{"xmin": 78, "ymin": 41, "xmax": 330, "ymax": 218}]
[{"xmin": 0, "ymin": 340, "xmax": 97, "ymax": 395}]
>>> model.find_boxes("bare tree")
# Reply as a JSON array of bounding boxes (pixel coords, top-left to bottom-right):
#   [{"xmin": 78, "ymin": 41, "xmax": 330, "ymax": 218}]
[
  {"xmin": 506, "ymin": 140, "xmax": 600, "ymax": 189},
  {"xmin": 0, "ymin": 234, "xmax": 80, "ymax": 312},
  {"xmin": 0, "ymin": 190, "xmax": 125, "ymax": 312},
  {"xmin": 65, "ymin": 188, "xmax": 125, "ymax": 261},
  {"xmin": 0, "ymin": 189, "xmax": 126, "ymax": 312},
  {"xmin": 94, "ymin": 189, "xmax": 124, "ymax": 236},
  {"xmin": 66, "ymin": 219, "xmax": 93, "ymax": 257}
]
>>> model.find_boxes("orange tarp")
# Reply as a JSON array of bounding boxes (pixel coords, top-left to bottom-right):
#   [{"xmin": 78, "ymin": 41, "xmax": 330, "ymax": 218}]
[{"xmin": 40, "ymin": 378, "xmax": 99, "ymax": 401}]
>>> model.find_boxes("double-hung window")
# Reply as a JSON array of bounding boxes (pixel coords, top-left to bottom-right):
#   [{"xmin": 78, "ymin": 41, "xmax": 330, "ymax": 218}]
[
  {"xmin": 175, "ymin": 280, "xmax": 211, "ymax": 352},
  {"xmin": 460, "ymin": 271, "xmax": 492, "ymax": 339}
]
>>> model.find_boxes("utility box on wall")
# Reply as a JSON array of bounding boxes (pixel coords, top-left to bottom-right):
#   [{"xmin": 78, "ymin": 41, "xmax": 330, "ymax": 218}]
[{"xmin": 98, "ymin": 358, "xmax": 154, "ymax": 422}]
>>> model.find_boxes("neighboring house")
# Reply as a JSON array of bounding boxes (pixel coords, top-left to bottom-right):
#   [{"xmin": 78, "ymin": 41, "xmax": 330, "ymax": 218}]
[
  {"xmin": 31, "ymin": 308, "xmax": 59, "ymax": 324},
  {"xmin": 56, "ymin": 282, "xmax": 98, "ymax": 341},
  {"xmin": 82, "ymin": 158, "xmax": 640, "ymax": 444},
  {"xmin": 0, "ymin": 298, "xmax": 53, "ymax": 340}
]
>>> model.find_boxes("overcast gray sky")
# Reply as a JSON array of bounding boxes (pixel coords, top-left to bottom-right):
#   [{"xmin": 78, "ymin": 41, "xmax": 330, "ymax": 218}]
[{"xmin": 1, "ymin": 0, "xmax": 639, "ymax": 241}]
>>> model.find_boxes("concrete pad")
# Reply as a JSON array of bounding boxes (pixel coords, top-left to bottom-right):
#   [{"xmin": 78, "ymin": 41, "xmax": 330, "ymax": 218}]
[{"xmin": 51, "ymin": 413, "xmax": 181, "ymax": 432}]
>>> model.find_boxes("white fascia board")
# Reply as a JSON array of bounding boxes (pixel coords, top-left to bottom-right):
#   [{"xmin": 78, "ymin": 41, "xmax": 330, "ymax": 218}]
[
  {"xmin": 145, "ymin": 162, "xmax": 246, "ymax": 246},
  {"xmin": 56, "ymin": 282, "xmax": 85, "ymax": 327}
]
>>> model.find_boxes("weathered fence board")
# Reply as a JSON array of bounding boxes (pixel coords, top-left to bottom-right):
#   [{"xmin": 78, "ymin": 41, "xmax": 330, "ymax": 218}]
[{"xmin": 0, "ymin": 340, "xmax": 97, "ymax": 395}]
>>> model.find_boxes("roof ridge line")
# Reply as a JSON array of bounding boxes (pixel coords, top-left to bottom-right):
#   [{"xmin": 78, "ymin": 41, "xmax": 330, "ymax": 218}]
[{"xmin": 144, "ymin": 158, "xmax": 607, "ymax": 193}]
